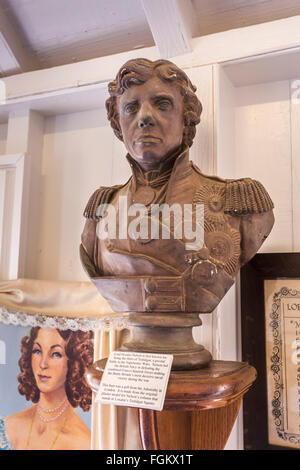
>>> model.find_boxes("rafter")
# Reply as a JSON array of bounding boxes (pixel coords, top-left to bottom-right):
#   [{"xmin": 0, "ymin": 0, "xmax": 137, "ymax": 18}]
[
  {"xmin": 0, "ymin": 32, "xmax": 20, "ymax": 76},
  {"xmin": 0, "ymin": 0, "xmax": 40, "ymax": 75},
  {"xmin": 141, "ymin": 0, "xmax": 195, "ymax": 59}
]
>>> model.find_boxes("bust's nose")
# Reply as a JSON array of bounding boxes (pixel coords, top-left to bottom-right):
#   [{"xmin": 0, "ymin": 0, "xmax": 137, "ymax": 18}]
[
  {"xmin": 138, "ymin": 115, "xmax": 154, "ymax": 128},
  {"xmin": 138, "ymin": 103, "xmax": 155, "ymax": 128}
]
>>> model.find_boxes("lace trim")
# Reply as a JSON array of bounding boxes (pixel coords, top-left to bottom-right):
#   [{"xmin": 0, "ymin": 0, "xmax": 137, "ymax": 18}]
[
  {"xmin": 0, "ymin": 417, "xmax": 13, "ymax": 450},
  {"xmin": 0, "ymin": 307, "xmax": 128, "ymax": 332}
]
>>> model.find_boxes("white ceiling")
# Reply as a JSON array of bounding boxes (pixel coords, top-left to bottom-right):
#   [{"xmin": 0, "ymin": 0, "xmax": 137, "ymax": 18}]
[
  {"xmin": 1, "ymin": 0, "xmax": 300, "ymax": 76},
  {"xmin": 5, "ymin": 0, "xmax": 154, "ymax": 66}
]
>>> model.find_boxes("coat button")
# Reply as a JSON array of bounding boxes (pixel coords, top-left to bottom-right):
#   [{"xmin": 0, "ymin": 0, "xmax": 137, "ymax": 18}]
[
  {"xmin": 145, "ymin": 296, "xmax": 157, "ymax": 311},
  {"xmin": 144, "ymin": 279, "xmax": 157, "ymax": 294},
  {"xmin": 191, "ymin": 260, "xmax": 217, "ymax": 284}
]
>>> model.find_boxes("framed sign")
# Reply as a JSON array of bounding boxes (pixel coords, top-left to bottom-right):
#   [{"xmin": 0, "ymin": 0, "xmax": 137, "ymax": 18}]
[{"xmin": 241, "ymin": 253, "xmax": 300, "ymax": 450}]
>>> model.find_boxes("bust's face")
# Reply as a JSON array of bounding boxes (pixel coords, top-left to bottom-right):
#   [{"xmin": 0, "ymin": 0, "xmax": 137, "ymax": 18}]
[{"xmin": 118, "ymin": 75, "xmax": 184, "ymax": 170}]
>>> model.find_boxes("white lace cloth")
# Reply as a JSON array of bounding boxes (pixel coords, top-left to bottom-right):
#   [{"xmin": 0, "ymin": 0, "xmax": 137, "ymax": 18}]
[{"xmin": 0, "ymin": 306, "xmax": 128, "ymax": 331}]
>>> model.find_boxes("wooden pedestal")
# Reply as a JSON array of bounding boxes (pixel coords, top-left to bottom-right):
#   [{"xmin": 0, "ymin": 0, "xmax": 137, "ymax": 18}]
[{"xmin": 87, "ymin": 360, "xmax": 256, "ymax": 450}]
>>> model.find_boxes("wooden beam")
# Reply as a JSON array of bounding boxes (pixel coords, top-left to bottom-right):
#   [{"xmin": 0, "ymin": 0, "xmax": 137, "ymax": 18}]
[
  {"xmin": 0, "ymin": 1, "xmax": 40, "ymax": 74},
  {"xmin": 141, "ymin": 0, "xmax": 195, "ymax": 58},
  {"xmin": 0, "ymin": 32, "xmax": 20, "ymax": 76}
]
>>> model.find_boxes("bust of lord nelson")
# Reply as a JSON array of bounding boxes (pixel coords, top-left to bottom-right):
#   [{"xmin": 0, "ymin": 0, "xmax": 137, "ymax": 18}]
[{"xmin": 80, "ymin": 58, "xmax": 274, "ymax": 316}]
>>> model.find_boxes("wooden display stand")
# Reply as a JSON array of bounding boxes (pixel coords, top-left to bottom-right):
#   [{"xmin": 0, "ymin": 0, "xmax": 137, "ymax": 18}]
[{"xmin": 87, "ymin": 360, "xmax": 256, "ymax": 450}]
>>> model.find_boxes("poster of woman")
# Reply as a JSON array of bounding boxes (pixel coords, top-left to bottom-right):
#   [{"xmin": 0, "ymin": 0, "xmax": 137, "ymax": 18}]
[{"xmin": 0, "ymin": 325, "xmax": 94, "ymax": 450}]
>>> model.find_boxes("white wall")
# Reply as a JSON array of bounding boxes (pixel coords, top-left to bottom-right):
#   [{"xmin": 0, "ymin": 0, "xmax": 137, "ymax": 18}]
[
  {"xmin": 235, "ymin": 80, "xmax": 293, "ymax": 253},
  {"xmin": 32, "ymin": 108, "xmax": 124, "ymax": 281},
  {"xmin": 217, "ymin": 75, "xmax": 297, "ymax": 256}
]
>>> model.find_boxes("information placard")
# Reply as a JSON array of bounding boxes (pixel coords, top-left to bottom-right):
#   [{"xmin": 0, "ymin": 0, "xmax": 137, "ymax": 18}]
[{"xmin": 95, "ymin": 351, "xmax": 173, "ymax": 411}]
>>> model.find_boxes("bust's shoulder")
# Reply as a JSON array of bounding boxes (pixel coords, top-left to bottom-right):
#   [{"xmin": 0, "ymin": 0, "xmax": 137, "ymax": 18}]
[
  {"xmin": 83, "ymin": 179, "xmax": 131, "ymax": 219},
  {"xmin": 191, "ymin": 163, "xmax": 274, "ymax": 215}
]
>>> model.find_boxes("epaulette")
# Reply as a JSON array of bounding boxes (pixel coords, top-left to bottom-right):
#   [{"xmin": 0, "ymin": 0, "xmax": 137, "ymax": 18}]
[
  {"xmin": 192, "ymin": 163, "xmax": 274, "ymax": 215},
  {"xmin": 83, "ymin": 184, "xmax": 124, "ymax": 219},
  {"xmin": 224, "ymin": 178, "xmax": 274, "ymax": 215}
]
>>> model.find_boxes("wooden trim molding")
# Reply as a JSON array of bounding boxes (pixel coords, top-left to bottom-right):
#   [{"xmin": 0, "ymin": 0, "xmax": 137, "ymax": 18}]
[{"xmin": 0, "ymin": 153, "xmax": 25, "ymax": 279}]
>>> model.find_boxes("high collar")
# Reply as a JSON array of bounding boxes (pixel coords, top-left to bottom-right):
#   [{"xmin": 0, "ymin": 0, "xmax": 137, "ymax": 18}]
[{"xmin": 126, "ymin": 145, "xmax": 191, "ymax": 189}]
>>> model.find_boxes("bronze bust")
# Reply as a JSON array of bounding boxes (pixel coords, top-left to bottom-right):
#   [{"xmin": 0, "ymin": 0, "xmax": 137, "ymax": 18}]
[{"xmin": 80, "ymin": 58, "xmax": 274, "ymax": 369}]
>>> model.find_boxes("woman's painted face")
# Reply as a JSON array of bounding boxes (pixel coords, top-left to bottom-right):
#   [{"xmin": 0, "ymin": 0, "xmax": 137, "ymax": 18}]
[{"xmin": 31, "ymin": 328, "xmax": 68, "ymax": 394}]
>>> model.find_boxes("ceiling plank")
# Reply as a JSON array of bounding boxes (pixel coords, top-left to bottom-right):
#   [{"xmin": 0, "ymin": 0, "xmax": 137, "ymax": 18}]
[
  {"xmin": 0, "ymin": 1, "xmax": 40, "ymax": 75},
  {"xmin": 141, "ymin": 0, "xmax": 195, "ymax": 58}
]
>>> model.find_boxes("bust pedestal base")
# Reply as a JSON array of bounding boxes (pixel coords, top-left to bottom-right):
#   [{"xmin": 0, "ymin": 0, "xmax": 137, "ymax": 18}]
[
  {"xmin": 119, "ymin": 312, "xmax": 212, "ymax": 370},
  {"xmin": 87, "ymin": 359, "xmax": 256, "ymax": 450}
]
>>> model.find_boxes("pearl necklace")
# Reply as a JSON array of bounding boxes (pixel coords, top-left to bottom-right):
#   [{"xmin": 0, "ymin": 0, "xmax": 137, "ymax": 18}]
[
  {"xmin": 37, "ymin": 400, "xmax": 69, "ymax": 423},
  {"xmin": 38, "ymin": 397, "xmax": 67, "ymax": 414},
  {"xmin": 26, "ymin": 406, "xmax": 68, "ymax": 450}
]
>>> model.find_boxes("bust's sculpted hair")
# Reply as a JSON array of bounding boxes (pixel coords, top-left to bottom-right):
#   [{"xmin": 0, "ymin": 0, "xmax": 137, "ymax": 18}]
[
  {"xmin": 106, "ymin": 58, "xmax": 202, "ymax": 148},
  {"xmin": 17, "ymin": 327, "xmax": 94, "ymax": 411}
]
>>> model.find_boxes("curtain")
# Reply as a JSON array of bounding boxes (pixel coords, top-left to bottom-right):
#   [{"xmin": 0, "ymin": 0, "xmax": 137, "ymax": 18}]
[{"xmin": 92, "ymin": 329, "xmax": 142, "ymax": 450}]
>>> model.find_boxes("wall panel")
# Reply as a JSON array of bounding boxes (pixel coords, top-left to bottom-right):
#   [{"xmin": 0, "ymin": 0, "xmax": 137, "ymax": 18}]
[
  {"xmin": 37, "ymin": 108, "xmax": 112, "ymax": 281},
  {"xmin": 235, "ymin": 80, "xmax": 292, "ymax": 253}
]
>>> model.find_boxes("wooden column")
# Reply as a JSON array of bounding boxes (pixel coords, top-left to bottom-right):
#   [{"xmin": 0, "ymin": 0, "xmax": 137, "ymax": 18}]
[{"xmin": 87, "ymin": 360, "xmax": 256, "ymax": 450}]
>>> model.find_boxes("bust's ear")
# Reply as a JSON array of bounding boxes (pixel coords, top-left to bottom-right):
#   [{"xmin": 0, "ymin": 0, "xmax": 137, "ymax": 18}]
[
  {"xmin": 239, "ymin": 210, "xmax": 275, "ymax": 267},
  {"xmin": 106, "ymin": 95, "xmax": 124, "ymax": 142}
]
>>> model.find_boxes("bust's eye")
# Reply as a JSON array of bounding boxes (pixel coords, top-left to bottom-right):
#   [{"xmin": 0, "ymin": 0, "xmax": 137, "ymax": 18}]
[
  {"xmin": 156, "ymin": 99, "xmax": 172, "ymax": 110},
  {"xmin": 124, "ymin": 103, "xmax": 138, "ymax": 114}
]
